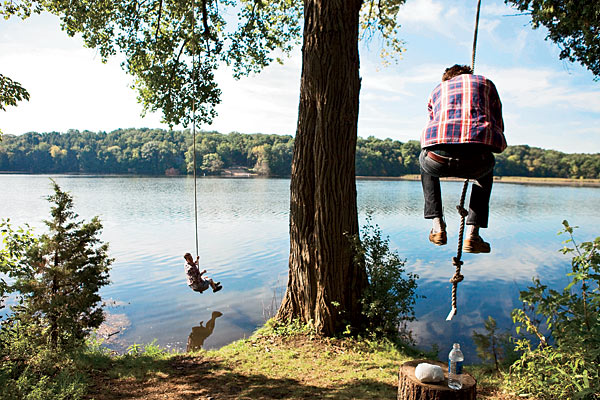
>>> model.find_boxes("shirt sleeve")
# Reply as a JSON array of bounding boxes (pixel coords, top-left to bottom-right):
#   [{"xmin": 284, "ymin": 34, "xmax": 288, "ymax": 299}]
[
  {"xmin": 489, "ymin": 81, "xmax": 504, "ymax": 133},
  {"xmin": 427, "ymin": 95, "xmax": 434, "ymax": 121}
]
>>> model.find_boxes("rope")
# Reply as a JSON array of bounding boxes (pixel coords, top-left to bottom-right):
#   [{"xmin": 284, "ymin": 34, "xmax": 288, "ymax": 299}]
[
  {"xmin": 191, "ymin": 5, "xmax": 200, "ymax": 259},
  {"xmin": 193, "ymin": 101, "xmax": 199, "ymax": 258},
  {"xmin": 471, "ymin": 0, "xmax": 482, "ymax": 72},
  {"xmin": 446, "ymin": 0, "xmax": 482, "ymax": 321},
  {"xmin": 446, "ymin": 180, "xmax": 468, "ymax": 320}
]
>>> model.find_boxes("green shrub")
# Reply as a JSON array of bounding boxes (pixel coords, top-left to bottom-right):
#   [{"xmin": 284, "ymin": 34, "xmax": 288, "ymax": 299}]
[
  {"xmin": 349, "ymin": 216, "xmax": 419, "ymax": 341},
  {"xmin": 506, "ymin": 221, "xmax": 600, "ymax": 399},
  {"xmin": 0, "ymin": 181, "xmax": 113, "ymax": 399},
  {"xmin": 471, "ymin": 316, "xmax": 516, "ymax": 372}
]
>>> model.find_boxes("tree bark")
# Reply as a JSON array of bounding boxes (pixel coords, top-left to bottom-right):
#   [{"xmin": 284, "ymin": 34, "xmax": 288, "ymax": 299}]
[
  {"xmin": 398, "ymin": 360, "xmax": 476, "ymax": 400},
  {"xmin": 277, "ymin": 0, "xmax": 367, "ymax": 336}
]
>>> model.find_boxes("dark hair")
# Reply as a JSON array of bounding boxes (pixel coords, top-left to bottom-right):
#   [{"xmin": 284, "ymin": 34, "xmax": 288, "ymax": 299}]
[
  {"xmin": 442, "ymin": 64, "xmax": 473, "ymax": 81},
  {"xmin": 184, "ymin": 252, "xmax": 192, "ymax": 259}
]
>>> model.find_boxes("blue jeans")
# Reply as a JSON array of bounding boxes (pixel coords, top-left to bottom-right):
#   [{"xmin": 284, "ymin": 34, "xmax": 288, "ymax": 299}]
[{"xmin": 419, "ymin": 148, "xmax": 495, "ymax": 228}]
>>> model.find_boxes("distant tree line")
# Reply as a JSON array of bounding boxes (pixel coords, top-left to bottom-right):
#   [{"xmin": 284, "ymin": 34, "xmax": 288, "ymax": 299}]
[{"xmin": 0, "ymin": 129, "xmax": 598, "ymax": 178}]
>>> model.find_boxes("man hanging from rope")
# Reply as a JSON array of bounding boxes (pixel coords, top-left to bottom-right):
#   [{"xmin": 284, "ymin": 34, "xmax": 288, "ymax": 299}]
[{"xmin": 420, "ymin": 64, "xmax": 507, "ymax": 254}]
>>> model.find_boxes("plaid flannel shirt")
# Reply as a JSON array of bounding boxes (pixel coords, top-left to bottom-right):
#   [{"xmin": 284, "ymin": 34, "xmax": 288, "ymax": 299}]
[
  {"xmin": 185, "ymin": 261, "xmax": 202, "ymax": 287},
  {"xmin": 421, "ymin": 74, "xmax": 507, "ymax": 153}
]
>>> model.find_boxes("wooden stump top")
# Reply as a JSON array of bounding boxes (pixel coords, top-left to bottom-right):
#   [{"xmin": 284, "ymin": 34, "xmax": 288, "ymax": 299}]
[{"xmin": 398, "ymin": 359, "xmax": 476, "ymax": 400}]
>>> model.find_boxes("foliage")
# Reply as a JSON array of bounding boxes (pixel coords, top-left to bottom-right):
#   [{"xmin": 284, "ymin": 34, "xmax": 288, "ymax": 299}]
[
  {"xmin": 506, "ymin": 221, "xmax": 600, "ymax": 399},
  {"xmin": 0, "ymin": 181, "xmax": 113, "ymax": 399},
  {"xmin": 2, "ymin": 181, "xmax": 112, "ymax": 350},
  {"xmin": 2, "ymin": 130, "xmax": 599, "ymax": 178},
  {"xmin": 0, "ymin": 221, "xmax": 37, "ymax": 309},
  {"xmin": 0, "ymin": 74, "xmax": 30, "ymax": 112},
  {"xmin": 349, "ymin": 216, "xmax": 419, "ymax": 340},
  {"xmin": 0, "ymin": 318, "xmax": 88, "ymax": 400},
  {"xmin": 505, "ymin": 1, "xmax": 600, "ymax": 78},
  {"xmin": 360, "ymin": 0, "xmax": 406, "ymax": 64},
  {"xmin": 494, "ymin": 144, "xmax": 600, "ymax": 179},
  {"xmin": 2, "ymin": 0, "xmax": 304, "ymax": 127},
  {"xmin": 1, "ymin": 1, "xmax": 407, "ymax": 127},
  {"xmin": 260, "ymin": 318, "xmax": 316, "ymax": 337},
  {"xmin": 0, "ymin": 73, "xmax": 31, "ymax": 136},
  {"xmin": 471, "ymin": 316, "xmax": 516, "ymax": 372}
]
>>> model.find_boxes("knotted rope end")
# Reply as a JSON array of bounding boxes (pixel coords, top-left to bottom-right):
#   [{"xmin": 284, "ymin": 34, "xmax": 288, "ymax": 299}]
[
  {"xmin": 446, "ymin": 307, "xmax": 457, "ymax": 321},
  {"xmin": 456, "ymin": 205, "xmax": 469, "ymax": 217}
]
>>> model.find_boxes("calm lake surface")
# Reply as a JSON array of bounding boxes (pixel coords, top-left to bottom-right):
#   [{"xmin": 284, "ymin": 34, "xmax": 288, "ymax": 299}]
[{"xmin": 1, "ymin": 175, "xmax": 599, "ymax": 360}]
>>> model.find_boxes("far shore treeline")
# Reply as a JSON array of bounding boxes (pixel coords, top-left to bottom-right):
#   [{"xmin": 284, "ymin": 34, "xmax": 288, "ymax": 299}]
[{"xmin": 0, "ymin": 128, "xmax": 599, "ymax": 178}]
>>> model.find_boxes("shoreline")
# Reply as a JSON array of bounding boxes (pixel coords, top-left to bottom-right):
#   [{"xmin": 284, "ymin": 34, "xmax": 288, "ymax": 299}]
[
  {"xmin": 1, "ymin": 172, "xmax": 599, "ymax": 187},
  {"xmin": 357, "ymin": 175, "xmax": 600, "ymax": 187}
]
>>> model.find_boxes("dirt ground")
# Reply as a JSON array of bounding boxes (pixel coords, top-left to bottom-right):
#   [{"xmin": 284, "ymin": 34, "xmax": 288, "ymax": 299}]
[
  {"xmin": 85, "ymin": 334, "xmax": 514, "ymax": 400},
  {"xmin": 87, "ymin": 354, "xmax": 275, "ymax": 400},
  {"xmin": 86, "ymin": 353, "xmax": 390, "ymax": 400}
]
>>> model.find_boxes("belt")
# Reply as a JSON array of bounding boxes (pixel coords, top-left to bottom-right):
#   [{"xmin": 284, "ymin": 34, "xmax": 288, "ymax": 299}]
[
  {"xmin": 426, "ymin": 150, "xmax": 451, "ymax": 164},
  {"xmin": 426, "ymin": 150, "xmax": 485, "ymax": 167}
]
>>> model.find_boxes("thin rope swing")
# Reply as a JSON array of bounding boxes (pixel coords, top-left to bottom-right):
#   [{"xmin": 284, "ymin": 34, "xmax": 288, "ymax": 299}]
[
  {"xmin": 446, "ymin": 0, "xmax": 482, "ymax": 321},
  {"xmin": 191, "ymin": 6, "xmax": 200, "ymax": 259}
]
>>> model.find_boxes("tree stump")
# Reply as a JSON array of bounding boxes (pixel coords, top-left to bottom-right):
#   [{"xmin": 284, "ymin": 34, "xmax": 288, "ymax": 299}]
[{"xmin": 398, "ymin": 359, "xmax": 476, "ymax": 400}]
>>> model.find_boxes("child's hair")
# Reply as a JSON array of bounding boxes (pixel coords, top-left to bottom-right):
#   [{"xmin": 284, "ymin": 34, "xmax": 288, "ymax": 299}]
[{"xmin": 184, "ymin": 252, "xmax": 192, "ymax": 259}]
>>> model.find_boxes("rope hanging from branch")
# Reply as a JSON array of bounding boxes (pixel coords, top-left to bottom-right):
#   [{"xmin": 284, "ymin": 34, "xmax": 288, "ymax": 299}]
[
  {"xmin": 191, "ymin": 5, "xmax": 200, "ymax": 259},
  {"xmin": 446, "ymin": 0, "xmax": 482, "ymax": 321}
]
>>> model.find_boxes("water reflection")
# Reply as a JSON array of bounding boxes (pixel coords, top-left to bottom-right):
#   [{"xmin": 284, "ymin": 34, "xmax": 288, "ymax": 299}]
[{"xmin": 187, "ymin": 311, "xmax": 223, "ymax": 352}]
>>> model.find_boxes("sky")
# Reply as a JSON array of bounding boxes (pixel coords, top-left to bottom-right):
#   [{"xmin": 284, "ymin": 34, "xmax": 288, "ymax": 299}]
[{"xmin": 1, "ymin": 0, "xmax": 599, "ymax": 153}]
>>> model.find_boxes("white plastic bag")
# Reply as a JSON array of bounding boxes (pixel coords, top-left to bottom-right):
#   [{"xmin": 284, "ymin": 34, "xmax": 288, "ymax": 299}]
[{"xmin": 415, "ymin": 363, "xmax": 444, "ymax": 383}]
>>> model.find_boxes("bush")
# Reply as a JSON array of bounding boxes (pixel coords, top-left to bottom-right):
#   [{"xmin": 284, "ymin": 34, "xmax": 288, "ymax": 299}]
[
  {"xmin": 349, "ymin": 216, "xmax": 420, "ymax": 341},
  {"xmin": 0, "ymin": 181, "xmax": 112, "ymax": 399},
  {"xmin": 506, "ymin": 221, "xmax": 600, "ymax": 399},
  {"xmin": 471, "ymin": 316, "xmax": 516, "ymax": 372}
]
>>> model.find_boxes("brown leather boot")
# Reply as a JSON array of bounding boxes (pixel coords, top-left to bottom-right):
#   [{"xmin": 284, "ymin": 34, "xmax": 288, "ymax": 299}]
[
  {"xmin": 429, "ymin": 230, "xmax": 447, "ymax": 246},
  {"xmin": 463, "ymin": 235, "xmax": 491, "ymax": 253}
]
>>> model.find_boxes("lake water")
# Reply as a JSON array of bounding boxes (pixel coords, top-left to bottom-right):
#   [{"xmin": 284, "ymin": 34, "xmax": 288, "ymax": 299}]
[{"xmin": 1, "ymin": 175, "xmax": 599, "ymax": 361}]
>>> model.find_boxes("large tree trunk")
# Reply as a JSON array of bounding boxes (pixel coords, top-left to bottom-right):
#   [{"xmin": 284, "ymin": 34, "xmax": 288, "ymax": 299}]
[{"xmin": 277, "ymin": 0, "xmax": 367, "ymax": 336}]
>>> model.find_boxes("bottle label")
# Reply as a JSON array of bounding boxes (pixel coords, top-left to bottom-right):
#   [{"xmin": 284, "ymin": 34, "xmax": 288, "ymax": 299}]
[{"xmin": 449, "ymin": 360, "xmax": 463, "ymax": 374}]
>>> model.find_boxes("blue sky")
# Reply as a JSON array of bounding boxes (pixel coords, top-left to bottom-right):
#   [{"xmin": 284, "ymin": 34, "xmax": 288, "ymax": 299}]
[{"xmin": 1, "ymin": 0, "xmax": 599, "ymax": 153}]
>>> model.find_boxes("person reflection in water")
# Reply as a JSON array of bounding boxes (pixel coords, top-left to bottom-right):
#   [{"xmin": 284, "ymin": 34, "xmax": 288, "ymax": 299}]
[{"xmin": 187, "ymin": 311, "xmax": 223, "ymax": 352}]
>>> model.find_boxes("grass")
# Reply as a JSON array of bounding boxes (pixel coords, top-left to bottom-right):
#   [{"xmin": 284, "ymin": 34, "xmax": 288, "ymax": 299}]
[{"xmin": 77, "ymin": 320, "xmax": 518, "ymax": 400}]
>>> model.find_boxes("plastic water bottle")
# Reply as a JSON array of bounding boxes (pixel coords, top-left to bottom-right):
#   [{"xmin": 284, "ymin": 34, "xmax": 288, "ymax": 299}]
[{"xmin": 448, "ymin": 343, "xmax": 464, "ymax": 390}]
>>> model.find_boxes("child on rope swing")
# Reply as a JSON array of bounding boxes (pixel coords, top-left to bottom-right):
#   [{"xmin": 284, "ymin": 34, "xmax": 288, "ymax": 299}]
[{"xmin": 184, "ymin": 253, "xmax": 222, "ymax": 293}]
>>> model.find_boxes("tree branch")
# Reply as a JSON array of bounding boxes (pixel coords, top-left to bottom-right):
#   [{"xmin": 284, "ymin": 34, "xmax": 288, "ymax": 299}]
[{"xmin": 155, "ymin": 0, "xmax": 164, "ymax": 41}]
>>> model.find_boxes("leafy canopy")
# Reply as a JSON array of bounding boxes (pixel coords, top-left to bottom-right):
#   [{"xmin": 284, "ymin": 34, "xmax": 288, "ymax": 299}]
[
  {"xmin": 506, "ymin": 0, "xmax": 600, "ymax": 79},
  {"xmin": 0, "ymin": 74, "xmax": 30, "ymax": 112},
  {"xmin": 1, "ymin": 0, "xmax": 406, "ymax": 127}
]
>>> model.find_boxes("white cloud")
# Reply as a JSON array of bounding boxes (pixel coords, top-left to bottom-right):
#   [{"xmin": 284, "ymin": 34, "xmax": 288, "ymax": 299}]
[
  {"xmin": 398, "ymin": 0, "xmax": 445, "ymax": 24},
  {"xmin": 482, "ymin": 2, "xmax": 517, "ymax": 17},
  {"xmin": 209, "ymin": 54, "xmax": 301, "ymax": 135},
  {"xmin": 398, "ymin": 0, "xmax": 468, "ymax": 39},
  {"xmin": 490, "ymin": 66, "xmax": 600, "ymax": 113}
]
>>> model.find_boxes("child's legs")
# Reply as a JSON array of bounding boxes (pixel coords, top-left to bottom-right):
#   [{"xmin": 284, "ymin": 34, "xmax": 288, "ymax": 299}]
[{"xmin": 206, "ymin": 278, "xmax": 217, "ymax": 289}]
